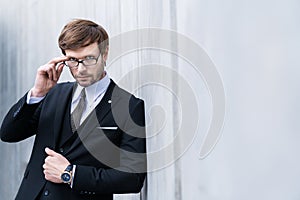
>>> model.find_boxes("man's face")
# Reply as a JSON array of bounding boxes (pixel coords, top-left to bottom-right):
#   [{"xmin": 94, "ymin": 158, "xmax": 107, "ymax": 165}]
[{"xmin": 65, "ymin": 42, "xmax": 108, "ymax": 87}]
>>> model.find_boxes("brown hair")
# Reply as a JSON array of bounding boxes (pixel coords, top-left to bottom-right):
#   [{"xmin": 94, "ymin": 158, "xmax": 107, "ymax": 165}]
[{"xmin": 58, "ymin": 19, "xmax": 109, "ymax": 55}]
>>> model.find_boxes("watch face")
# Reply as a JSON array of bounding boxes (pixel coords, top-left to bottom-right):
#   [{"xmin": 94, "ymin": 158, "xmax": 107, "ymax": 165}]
[{"xmin": 61, "ymin": 172, "xmax": 71, "ymax": 182}]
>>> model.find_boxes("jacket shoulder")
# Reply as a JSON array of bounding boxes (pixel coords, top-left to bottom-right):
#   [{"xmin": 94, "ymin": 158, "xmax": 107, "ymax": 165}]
[
  {"xmin": 47, "ymin": 82, "xmax": 74, "ymax": 95},
  {"xmin": 112, "ymin": 83, "xmax": 144, "ymax": 106}
]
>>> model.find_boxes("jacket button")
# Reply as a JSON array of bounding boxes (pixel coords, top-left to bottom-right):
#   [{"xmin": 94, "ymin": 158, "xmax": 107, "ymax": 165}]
[
  {"xmin": 59, "ymin": 148, "xmax": 64, "ymax": 153},
  {"xmin": 44, "ymin": 190, "xmax": 49, "ymax": 196}
]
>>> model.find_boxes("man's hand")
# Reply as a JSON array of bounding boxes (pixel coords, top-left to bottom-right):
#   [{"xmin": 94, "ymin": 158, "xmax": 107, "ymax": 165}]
[
  {"xmin": 43, "ymin": 147, "xmax": 70, "ymax": 183},
  {"xmin": 31, "ymin": 56, "xmax": 68, "ymax": 97}
]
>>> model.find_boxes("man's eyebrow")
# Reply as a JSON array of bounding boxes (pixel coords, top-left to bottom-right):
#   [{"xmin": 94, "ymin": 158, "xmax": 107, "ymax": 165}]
[
  {"xmin": 84, "ymin": 55, "xmax": 97, "ymax": 58},
  {"xmin": 68, "ymin": 55, "xmax": 96, "ymax": 60}
]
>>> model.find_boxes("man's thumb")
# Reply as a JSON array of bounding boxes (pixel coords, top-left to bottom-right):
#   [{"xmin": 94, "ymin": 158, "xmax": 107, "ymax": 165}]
[{"xmin": 45, "ymin": 147, "xmax": 57, "ymax": 156}]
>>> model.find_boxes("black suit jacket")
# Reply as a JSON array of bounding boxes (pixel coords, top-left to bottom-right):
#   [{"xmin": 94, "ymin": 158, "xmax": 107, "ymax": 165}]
[{"xmin": 0, "ymin": 80, "xmax": 146, "ymax": 200}]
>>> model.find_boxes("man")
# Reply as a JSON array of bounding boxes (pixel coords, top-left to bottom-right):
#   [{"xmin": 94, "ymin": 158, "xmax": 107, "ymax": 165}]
[{"xmin": 0, "ymin": 19, "xmax": 146, "ymax": 200}]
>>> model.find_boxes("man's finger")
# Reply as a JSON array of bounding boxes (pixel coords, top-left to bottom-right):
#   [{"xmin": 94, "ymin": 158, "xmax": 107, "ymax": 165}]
[
  {"xmin": 48, "ymin": 56, "xmax": 69, "ymax": 65},
  {"xmin": 47, "ymin": 67, "xmax": 53, "ymax": 80},
  {"xmin": 51, "ymin": 65, "xmax": 58, "ymax": 81},
  {"xmin": 45, "ymin": 147, "xmax": 58, "ymax": 156},
  {"xmin": 56, "ymin": 63, "xmax": 65, "ymax": 80}
]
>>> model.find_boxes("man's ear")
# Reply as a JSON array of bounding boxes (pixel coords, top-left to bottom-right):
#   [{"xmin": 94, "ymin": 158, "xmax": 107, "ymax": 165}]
[{"xmin": 102, "ymin": 46, "xmax": 109, "ymax": 61}]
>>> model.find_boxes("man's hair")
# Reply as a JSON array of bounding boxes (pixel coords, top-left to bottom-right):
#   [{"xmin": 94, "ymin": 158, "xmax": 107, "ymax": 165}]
[{"xmin": 58, "ymin": 19, "xmax": 109, "ymax": 55}]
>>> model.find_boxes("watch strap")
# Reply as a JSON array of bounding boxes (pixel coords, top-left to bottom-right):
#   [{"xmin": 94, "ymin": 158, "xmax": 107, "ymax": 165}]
[{"xmin": 65, "ymin": 164, "xmax": 73, "ymax": 172}]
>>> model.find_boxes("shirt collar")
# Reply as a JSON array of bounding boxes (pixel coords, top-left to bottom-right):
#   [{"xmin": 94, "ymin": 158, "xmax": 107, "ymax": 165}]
[{"xmin": 72, "ymin": 72, "xmax": 111, "ymax": 105}]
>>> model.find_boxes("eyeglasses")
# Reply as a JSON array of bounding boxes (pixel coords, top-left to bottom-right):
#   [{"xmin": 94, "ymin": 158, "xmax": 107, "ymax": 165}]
[{"xmin": 64, "ymin": 54, "xmax": 101, "ymax": 68}]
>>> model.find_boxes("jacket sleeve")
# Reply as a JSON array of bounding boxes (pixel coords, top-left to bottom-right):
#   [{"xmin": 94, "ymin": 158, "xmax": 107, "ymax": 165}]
[
  {"xmin": 0, "ymin": 93, "xmax": 42, "ymax": 142},
  {"xmin": 72, "ymin": 99, "xmax": 147, "ymax": 194}
]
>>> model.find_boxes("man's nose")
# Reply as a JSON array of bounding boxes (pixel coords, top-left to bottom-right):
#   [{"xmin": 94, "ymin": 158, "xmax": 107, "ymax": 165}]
[{"xmin": 77, "ymin": 63, "xmax": 87, "ymax": 72}]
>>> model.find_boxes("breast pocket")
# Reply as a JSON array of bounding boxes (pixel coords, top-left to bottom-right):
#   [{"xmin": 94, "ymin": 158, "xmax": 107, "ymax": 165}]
[
  {"xmin": 85, "ymin": 127, "xmax": 121, "ymax": 168},
  {"xmin": 89, "ymin": 126, "xmax": 121, "ymax": 147},
  {"xmin": 97, "ymin": 127, "xmax": 122, "ymax": 146}
]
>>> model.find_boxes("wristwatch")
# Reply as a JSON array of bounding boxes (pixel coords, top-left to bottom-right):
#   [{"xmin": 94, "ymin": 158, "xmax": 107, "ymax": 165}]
[{"xmin": 61, "ymin": 165, "xmax": 73, "ymax": 184}]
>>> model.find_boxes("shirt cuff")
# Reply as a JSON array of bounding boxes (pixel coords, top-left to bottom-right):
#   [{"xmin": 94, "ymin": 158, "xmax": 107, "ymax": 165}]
[
  {"xmin": 26, "ymin": 89, "xmax": 45, "ymax": 104},
  {"xmin": 70, "ymin": 165, "xmax": 76, "ymax": 188}
]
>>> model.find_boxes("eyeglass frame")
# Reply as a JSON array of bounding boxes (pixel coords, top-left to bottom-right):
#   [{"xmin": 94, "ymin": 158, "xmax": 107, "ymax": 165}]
[{"xmin": 63, "ymin": 53, "xmax": 102, "ymax": 68}]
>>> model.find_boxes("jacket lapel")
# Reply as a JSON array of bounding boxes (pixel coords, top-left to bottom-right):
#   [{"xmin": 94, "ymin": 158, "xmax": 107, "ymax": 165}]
[
  {"xmin": 53, "ymin": 82, "xmax": 75, "ymax": 149},
  {"xmin": 95, "ymin": 80, "xmax": 118, "ymax": 122}
]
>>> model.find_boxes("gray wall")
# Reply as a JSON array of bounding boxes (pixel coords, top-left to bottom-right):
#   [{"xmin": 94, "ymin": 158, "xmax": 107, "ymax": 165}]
[{"xmin": 1, "ymin": 0, "xmax": 300, "ymax": 200}]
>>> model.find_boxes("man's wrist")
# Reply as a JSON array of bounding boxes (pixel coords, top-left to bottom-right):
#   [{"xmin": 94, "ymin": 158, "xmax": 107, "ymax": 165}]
[
  {"xmin": 26, "ymin": 89, "xmax": 45, "ymax": 104},
  {"xmin": 31, "ymin": 88, "xmax": 47, "ymax": 97}
]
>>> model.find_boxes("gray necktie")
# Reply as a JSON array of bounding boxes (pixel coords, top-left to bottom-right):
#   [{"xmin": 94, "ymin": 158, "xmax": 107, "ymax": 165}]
[{"xmin": 71, "ymin": 88, "xmax": 86, "ymax": 130}]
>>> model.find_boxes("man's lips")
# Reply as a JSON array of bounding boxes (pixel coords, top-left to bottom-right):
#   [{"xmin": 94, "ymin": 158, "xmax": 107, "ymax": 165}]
[{"xmin": 76, "ymin": 76, "xmax": 89, "ymax": 79}]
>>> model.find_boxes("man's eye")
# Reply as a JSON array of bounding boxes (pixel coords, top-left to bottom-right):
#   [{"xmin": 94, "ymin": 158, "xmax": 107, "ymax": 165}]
[{"xmin": 86, "ymin": 56, "xmax": 95, "ymax": 60}]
